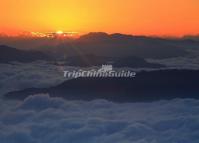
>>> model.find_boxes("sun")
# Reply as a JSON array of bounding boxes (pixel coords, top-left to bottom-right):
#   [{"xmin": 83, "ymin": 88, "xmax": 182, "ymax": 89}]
[{"xmin": 56, "ymin": 30, "xmax": 63, "ymax": 35}]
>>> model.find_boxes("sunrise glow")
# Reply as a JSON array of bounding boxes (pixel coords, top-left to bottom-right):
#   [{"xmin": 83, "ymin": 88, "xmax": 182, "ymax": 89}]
[
  {"xmin": 0, "ymin": 0, "xmax": 199, "ymax": 37},
  {"xmin": 56, "ymin": 31, "xmax": 64, "ymax": 35}
]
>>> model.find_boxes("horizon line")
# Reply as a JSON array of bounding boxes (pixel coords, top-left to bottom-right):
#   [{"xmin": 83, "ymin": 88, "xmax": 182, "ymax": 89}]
[{"xmin": 0, "ymin": 31, "xmax": 199, "ymax": 39}]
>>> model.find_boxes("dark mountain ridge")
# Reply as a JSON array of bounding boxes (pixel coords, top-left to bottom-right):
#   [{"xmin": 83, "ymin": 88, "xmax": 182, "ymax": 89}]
[
  {"xmin": 0, "ymin": 45, "xmax": 51, "ymax": 63},
  {"xmin": 5, "ymin": 70, "xmax": 199, "ymax": 102},
  {"xmin": 28, "ymin": 32, "xmax": 193, "ymax": 59}
]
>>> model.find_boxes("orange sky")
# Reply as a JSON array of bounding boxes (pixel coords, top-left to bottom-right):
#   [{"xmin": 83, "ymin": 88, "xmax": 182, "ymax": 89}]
[{"xmin": 0, "ymin": 0, "xmax": 199, "ymax": 36}]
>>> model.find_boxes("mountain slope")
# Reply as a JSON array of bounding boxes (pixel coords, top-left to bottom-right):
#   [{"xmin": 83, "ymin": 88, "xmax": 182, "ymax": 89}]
[
  {"xmin": 0, "ymin": 45, "xmax": 51, "ymax": 63},
  {"xmin": 38, "ymin": 32, "xmax": 190, "ymax": 59},
  {"xmin": 5, "ymin": 70, "xmax": 199, "ymax": 102}
]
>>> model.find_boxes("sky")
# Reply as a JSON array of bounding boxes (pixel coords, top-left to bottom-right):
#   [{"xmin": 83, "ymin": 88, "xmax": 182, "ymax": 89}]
[{"xmin": 0, "ymin": 0, "xmax": 199, "ymax": 36}]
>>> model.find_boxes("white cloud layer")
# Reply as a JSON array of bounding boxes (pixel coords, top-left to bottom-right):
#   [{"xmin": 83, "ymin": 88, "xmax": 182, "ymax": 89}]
[
  {"xmin": 0, "ymin": 61, "xmax": 69, "ymax": 96},
  {"xmin": 0, "ymin": 62, "xmax": 158, "ymax": 96},
  {"xmin": 1, "ymin": 51, "xmax": 199, "ymax": 96},
  {"xmin": 0, "ymin": 94, "xmax": 199, "ymax": 143},
  {"xmin": 147, "ymin": 49, "xmax": 199, "ymax": 70}
]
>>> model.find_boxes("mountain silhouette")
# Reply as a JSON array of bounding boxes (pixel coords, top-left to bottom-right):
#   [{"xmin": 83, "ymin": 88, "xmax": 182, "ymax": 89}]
[
  {"xmin": 0, "ymin": 45, "xmax": 51, "ymax": 63},
  {"xmin": 0, "ymin": 44, "xmax": 164, "ymax": 68},
  {"xmin": 1, "ymin": 33, "xmax": 197, "ymax": 59},
  {"xmin": 183, "ymin": 35, "xmax": 199, "ymax": 41},
  {"xmin": 37, "ymin": 32, "xmax": 190, "ymax": 59},
  {"xmin": 5, "ymin": 70, "xmax": 199, "ymax": 102}
]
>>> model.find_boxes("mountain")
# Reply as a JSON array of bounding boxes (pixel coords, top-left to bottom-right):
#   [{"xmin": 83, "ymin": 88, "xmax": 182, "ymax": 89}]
[
  {"xmin": 0, "ymin": 45, "xmax": 51, "ymax": 63},
  {"xmin": 37, "ymin": 32, "xmax": 190, "ymax": 59},
  {"xmin": 1, "ymin": 33, "xmax": 197, "ymax": 59},
  {"xmin": 4, "ymin": 70, "xmax": 199, "ymax": 102},
  {"xmin": 183, "ymin": 35, "xmax": 199, "ymax": 41}
]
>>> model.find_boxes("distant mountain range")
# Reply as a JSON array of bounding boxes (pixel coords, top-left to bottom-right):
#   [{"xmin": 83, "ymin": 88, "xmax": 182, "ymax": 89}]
[
  {"xmin": 0, "ymin": 45, "xmax": 51, "ymax": 63},
  {"xmin": 183, "ymin": 35, "xmax": 199, "ymax": 41},
  {"xmin": 2, "ymin": 32, "xmax": 199, "ymax": 59},
  {"xmin": 1, "ymin": 32, "xmax": 199, "ymax": 66},
  {"xmin": 5, "ymin": 70, "xmax": 199, "ymax": 102},
  {"xmin": 39, "ymin": 32, "xmax": 191, "ymax": 59},
  {"xmin": 0, "ymin": 44, "xmax": 164, "ymax": 68}
]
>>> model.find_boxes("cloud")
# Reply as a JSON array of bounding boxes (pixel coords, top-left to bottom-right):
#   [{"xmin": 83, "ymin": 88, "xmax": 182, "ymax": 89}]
[
  {"xmin": 19, "ymin": 94, "xmax": 65, "ymax": 111},
  {"xmin": 147, "ymin": 49, "xmax": 199, "ymax": 70},
  {"xmin": 0, "ymin": 61, "xmax": 67, "ymax": 96},
  {"xmin": 0, "ymin": 61, "xmax": 120, "ymax": 96},
  {"xmin": 0, "ymin": 94, "xmax": 199, "ymax": 143},
  {"xmin": 0, "ymin": 59, "xmax": 199, "ymax": 143},
  {"xmin": 2, "ymin": 54, "xmax": 199, "ymax": 97}
]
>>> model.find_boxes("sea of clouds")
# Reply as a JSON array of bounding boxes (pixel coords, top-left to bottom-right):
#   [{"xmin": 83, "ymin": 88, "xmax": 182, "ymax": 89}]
[
  {"xmin": 0, "ymin": 61, "xmax": 68, "ymax": 96},
  {"xmin": 1, "ymin": 57, "xmax": 199, "ymax": 97},
  {"xmin": 1, "ymin": 59, "xmax": 199, "ymax": 143},
  {"xmin": 147, "ymin": 56, "xmax": 199, "ymax": 70},
  {"xmin": 147, "ymin": 48, "xmax": 199, "ymax": 70},
  {"xmin": 0, "ymin": 94, "xmax": 199, "ymax": 143},
  {"xmin": 0, "ymin": 61, "xmax": 155, "ymax": 96}
]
